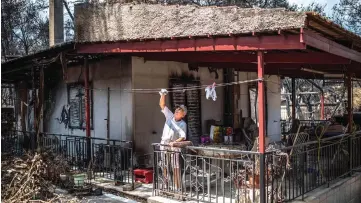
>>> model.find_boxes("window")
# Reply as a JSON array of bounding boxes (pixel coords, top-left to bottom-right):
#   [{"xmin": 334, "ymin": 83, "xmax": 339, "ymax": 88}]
[
  {"xmin": 169, "ymin": 79, "xmax": 202, "ymax": 145},
  {"xmin": 67, "ymin": 83, "xmax": 93, "ymax": 129}
]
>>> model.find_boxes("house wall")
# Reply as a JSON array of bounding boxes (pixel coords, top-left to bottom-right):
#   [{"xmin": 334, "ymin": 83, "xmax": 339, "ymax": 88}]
[
  {"xmin": 237, "ymin": 72, "xmax": 281, "ymax": 142},
  {"xmin": 266, "ymin": 75, "xmax": 282, "ymax": 142},
  {"xmin": 45, "ymin": 58, "xmax": 133, "ymax": 142},
  {"xmin": 131, "ymin": 57, "xmax": 225, "ymax": 154},
  {"xmin": 45, "ymin": 56, "xmax": 281, "ymax": 153}
]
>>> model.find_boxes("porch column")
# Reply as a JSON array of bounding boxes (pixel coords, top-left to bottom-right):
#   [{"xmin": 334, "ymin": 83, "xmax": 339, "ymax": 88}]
[
  {"xmin": 83, "ymin": 57, "xmax": 91, "ymax": 163},
  {"xmin": 84, "ymin": 57, "xmax": 91, "ymax": 138},
  {"xmin": 257, "ymin": 51, "xmax": 266, "ymax": 203},
  {"xmin": 291, "ymin": 78, "xmax": 296, "ymax": 119},
  {"xmin": 347, "ymin": 73, "xmax": 353, "ymax": 132}
]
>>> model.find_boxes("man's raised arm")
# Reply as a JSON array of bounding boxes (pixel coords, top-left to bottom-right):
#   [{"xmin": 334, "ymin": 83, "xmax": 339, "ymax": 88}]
[{"xmin": 159, "ymin": 89, "xmax": 168, "ymax": 110}]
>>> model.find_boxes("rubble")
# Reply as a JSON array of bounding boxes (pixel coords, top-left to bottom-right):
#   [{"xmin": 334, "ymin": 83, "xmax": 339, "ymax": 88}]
[{"xmin": 1, "ymin": 152, "xmax": 79, "ymax": 203}]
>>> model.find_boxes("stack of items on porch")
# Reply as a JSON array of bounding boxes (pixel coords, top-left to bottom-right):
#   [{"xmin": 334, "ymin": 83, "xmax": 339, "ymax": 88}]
[{"xmin": 201, "ymin": 116, "xmax": 260, "ymax": 150}]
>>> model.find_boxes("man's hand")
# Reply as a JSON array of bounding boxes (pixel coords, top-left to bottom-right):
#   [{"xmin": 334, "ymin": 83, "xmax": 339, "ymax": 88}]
[
  {"xmin": 159, "ymin": 89, "xmax": 168, "ymax": 96},
  {"xmin": 169, "ymin": 138, "xmax": 185, "ymax": 147},
  {"xmin": 159, "ymin": 89, "xmax": 168, "ymax": 110}
]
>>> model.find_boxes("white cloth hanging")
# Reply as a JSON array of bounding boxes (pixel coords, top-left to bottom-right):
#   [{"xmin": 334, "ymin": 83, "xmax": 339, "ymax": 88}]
[
  {"xmin": 205, "ymin": 83, "xmax": 217, "ymax": 101},
  {"xmin": 159, "ymin": 88, "xmax": 168, "ymax": 96}
]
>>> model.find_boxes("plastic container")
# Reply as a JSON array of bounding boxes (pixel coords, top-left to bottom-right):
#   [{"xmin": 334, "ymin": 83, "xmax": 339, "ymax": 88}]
[{"xmin": 73, "ymin": 174, "xmax": 86, "ymax": 187}]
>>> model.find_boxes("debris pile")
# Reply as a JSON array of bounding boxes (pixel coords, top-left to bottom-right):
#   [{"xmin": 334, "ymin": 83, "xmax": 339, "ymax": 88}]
[{"xmin": 1, "ymin": 152, "xmax": 77, "ymax": 203}]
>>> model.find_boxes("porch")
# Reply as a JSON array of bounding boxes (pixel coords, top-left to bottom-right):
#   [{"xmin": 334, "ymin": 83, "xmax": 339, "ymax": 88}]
[{"xmin": 2, "ymin": 3, "xmax": 361, "ymax": 203}]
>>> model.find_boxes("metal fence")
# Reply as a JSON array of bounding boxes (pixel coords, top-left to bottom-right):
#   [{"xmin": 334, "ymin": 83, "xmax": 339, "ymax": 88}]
[
  {"xmin": 153, "ymin": 143, "xmax": 267, "ymax": 203},
  {"xmin": 267, "ymin": 132, "xmax": 361, "ymax": 202},
  {"xmin": 153, "ymin": 132, "xmax": 361, "ymax": 203},
  {"xmin": 1, "ymin": 131, "xmax": 134, "ymax": 187}
]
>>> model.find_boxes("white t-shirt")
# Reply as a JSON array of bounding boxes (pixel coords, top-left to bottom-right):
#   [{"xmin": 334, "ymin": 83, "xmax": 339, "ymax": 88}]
[{"xmin": 161, "ymin": 106, "xmax": 187, "ymax": 144}]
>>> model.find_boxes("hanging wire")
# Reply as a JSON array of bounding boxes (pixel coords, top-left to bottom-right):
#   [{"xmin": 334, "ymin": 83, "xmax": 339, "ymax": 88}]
[
  {"xmin": 5, "ymin": 77, "xmax": 292, "ymax": 106},
  {"xmin": 80, "ymin": 78, "xmax": 263, "ymax": 93}
]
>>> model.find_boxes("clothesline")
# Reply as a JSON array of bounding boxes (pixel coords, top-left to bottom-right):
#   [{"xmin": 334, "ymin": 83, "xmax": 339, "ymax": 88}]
[{"xmin": 82, "ymin": 78, "xmax": 263, "ymax": 93}]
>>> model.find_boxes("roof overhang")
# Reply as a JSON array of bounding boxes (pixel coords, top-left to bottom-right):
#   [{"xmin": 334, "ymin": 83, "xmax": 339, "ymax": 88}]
[
  {"xmin": 76, "ymin": 29, "xmax": 361, "ymax": 64},
  {"xmin": 76, "ymin": 34, "xmax": 305, "ymax": 53}
]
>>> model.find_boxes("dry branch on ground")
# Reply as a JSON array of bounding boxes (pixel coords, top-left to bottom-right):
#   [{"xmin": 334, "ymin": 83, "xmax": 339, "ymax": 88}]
[{"xmin": 1, "ymin": 152, "xmax": 78, "ymax": 203}]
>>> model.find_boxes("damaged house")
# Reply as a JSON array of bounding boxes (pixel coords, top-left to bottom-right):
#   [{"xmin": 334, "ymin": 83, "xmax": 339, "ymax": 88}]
[{"xmin": 2, "ymin": 3, "xmax": 361, "ymax": 203}]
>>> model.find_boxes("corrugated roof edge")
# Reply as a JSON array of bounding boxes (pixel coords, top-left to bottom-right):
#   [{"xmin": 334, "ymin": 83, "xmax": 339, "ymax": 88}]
[{"xmin": 1, "ymin": 41, "xmax": 75, "ymax": 65}]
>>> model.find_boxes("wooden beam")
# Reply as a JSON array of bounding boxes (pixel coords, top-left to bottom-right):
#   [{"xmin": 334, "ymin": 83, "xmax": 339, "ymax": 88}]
[
  {"xmin": 76, "ymin": 35, "xmax": 306, "ymax": 53},
  {"xmin": 137, "ymin": 52, "xmax": 350, "ymax": 64},
  {"xmin": 257, "ymin": 51, "xmax": 266, "ymax": 153},
  {"xmin": 302, "ymin": 29, "xmax": 361, "ymax": 63}
]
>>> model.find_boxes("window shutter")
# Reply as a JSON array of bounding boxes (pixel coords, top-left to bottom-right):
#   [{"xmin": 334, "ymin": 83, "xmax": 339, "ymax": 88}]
[{"xmin": 68, "ymin": 84, "xmax": 93, "ymax": 129}]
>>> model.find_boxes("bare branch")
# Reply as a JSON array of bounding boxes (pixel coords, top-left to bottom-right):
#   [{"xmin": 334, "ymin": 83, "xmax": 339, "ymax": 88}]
[{"xmin": 63, "ymin": 0, "xmax": 74, "ymax": 22}]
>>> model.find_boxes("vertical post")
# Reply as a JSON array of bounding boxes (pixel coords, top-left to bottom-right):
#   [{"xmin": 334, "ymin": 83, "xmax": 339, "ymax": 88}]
[
  {"xmin": 257, "ymin": 51, "xmax": 266, "ymax": 203},
  {"xmin": 347, "ymin": 73, "xmax": 353, "ymax": 174},
  {"xmin": 291, "ymin": 78, "xmax": 296, "ymax": 120},
  {"xmin": 19, "ymin": 81, "xmax": 28, "ymax": 132},
  {"xmin": 37, "ymin": 66, "xmax": 44, "ymax": 152},
  {"xmin": 31, "ymin": 67, "xmax": 37, "ymax": 152},
  {"xmin": 32, "ymin": 67, "xmax": 37, "ymax": 133},
  {"xmin": 107, "ymin": 87, "xmax": 110, "ymax": 145},
  {"xmin": 347, "ymin": 73, "xmax": 352, "ymax": 133},
  {"xmin": 84, "ymin": 57, "xmax": 91, "ymax": 163},
  {"xmin": 320, "ymin": 93, "xmax": 325, "ymax": 120}
]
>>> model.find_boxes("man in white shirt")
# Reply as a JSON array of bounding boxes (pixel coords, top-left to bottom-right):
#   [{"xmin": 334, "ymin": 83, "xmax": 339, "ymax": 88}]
[{"xmin": 159, "ymin": 89, "xmax": 187, "ymax": 190}]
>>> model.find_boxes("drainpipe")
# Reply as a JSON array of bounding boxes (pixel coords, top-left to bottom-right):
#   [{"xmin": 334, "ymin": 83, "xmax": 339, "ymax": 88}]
[{"xmin": 257, "ymin": 51, "xmax": 266, "ymax": 203}]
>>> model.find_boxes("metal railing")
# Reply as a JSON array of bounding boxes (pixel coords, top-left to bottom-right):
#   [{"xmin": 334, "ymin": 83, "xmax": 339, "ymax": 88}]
[
  {"xmin": 153, "ymin": 143, "xmax": 267, "ymax": 203},
  {"xmin": 1, "ymin": 131, "xmax": 134, "ymax": 187},
  {"xmin": 268, "ymin": 132, "xmax": 361, "ymax": 202},
  {"xmin": 152, "ymin": 132, "xmax": 361, "ymax": 203}
]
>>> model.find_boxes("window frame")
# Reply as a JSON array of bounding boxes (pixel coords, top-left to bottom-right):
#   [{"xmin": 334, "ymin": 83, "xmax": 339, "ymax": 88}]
[{"xmin": 67, "ymin": 82, "xmax": 94, "ymax": 130}]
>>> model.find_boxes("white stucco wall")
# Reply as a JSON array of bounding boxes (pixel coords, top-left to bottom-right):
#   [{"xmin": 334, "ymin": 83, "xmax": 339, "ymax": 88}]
[
  {"xmin": 266, "ymin": 75, "xmax": 282, "ymax": 142},
  {"xmin": 45, "ymin": 58, "xmax": 133, "ymax": 142},
  {"xmin": 45, "ymin": 56, "xmax": 281, "ymax": 153},
  {"xmin": 236, "ymin": 72, "xmax": 281, "ymax": 142},
  {"xmin": 132, "ymin": 57, "xmax": 224, "ymax": 153}
]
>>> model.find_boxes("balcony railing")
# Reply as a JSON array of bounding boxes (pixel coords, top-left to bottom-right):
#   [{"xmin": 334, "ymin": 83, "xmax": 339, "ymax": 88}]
[
  {"xmin": 152, "ymin": 132, "xmax": 361, "ymax": 203},
  {"xmin": 1, "ymin": 131, "xmax": 134, "ymax": 188}
]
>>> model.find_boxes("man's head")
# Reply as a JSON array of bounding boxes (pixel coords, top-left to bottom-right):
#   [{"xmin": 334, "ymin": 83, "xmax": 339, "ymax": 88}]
[{"xmin": 174, "ymin": 105, "xmax": 187, "ymax": 121}]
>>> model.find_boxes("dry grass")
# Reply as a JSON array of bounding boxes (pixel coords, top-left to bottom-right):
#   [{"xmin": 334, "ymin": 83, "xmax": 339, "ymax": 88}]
[{"xmin": 75, "ymin": 3, "xmax": 306, "ymax": 42}]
